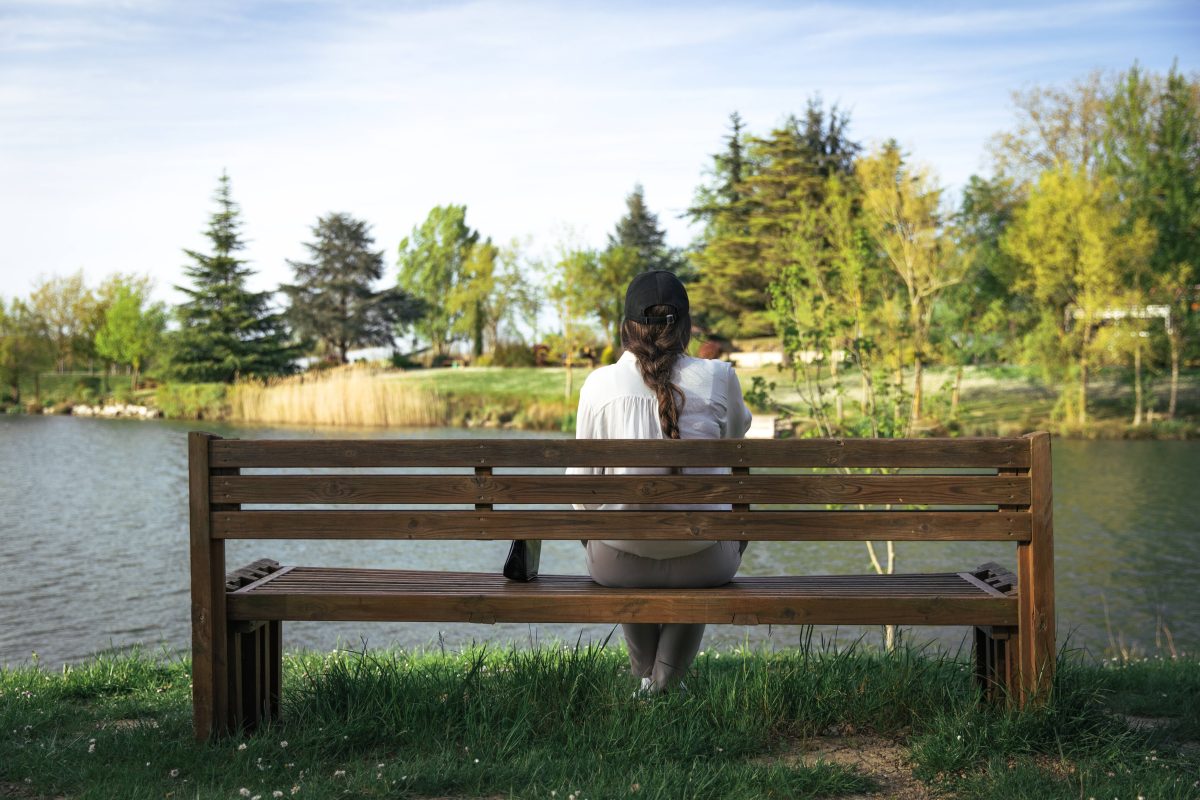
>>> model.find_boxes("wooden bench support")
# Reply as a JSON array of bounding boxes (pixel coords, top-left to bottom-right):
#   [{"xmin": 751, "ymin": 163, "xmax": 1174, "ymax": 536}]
[
  {"xmin": 224, "ymin": 559, "xmax": 285, "ymax": 734},
  {"xmin": 227, "ymin": 618, "xmax": 282, "ymax": 733},
  {"xmin": 189, "ymin": 432, "xmax": 1056, "ymax": 739}
]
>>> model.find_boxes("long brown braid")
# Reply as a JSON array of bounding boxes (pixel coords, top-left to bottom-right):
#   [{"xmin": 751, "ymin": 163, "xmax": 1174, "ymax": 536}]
[{"xmin": 621, "ymin": 304, "xmax": 692, "ymax": 439}]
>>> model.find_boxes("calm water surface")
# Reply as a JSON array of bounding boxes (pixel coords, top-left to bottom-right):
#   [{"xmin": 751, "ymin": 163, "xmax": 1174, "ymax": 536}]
[{"xmin": 1, "ymin": 415, "xmax": 1197, "ymax": 667}]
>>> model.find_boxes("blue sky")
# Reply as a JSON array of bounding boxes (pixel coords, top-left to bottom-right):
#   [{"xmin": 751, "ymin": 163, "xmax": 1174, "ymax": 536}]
[{"xmin": 2, "ymin": 0, "xmax": 1197, "ymax": 303}]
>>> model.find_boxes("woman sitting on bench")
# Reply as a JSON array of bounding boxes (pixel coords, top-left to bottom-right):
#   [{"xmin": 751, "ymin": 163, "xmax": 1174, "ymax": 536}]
[{"xmin": 571, "ymin": 270, "xmax": 753, "ymax": 694}]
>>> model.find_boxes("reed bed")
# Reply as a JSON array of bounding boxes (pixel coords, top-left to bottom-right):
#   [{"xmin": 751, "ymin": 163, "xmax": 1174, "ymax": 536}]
[{"xmin": 227, "ymin": 365, "xmax": 448, "ymax": 427}]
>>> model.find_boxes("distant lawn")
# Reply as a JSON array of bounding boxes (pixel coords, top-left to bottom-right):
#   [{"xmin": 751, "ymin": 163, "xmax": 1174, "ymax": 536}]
[{"xmin": 389, "ymin": 366, "xmax": 594, "ymax": 403}]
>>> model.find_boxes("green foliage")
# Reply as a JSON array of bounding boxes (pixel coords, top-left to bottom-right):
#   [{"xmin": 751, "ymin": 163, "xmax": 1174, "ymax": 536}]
[
  {"xmin": 397, "ymin": 204, "xmax": 480, "ymax": 355},
  {"xmin": 93, "ymin": 277, "xmax": 167, "ymax": 391},
  {"xmin": 0, "ymin": 298, "xmax": 54, "ymax": 405},
  {"xmin": 27, "ymin": 270, "xmax": 100, "ymax": 373},
  {"xmin": 282, "ymin": 212, "xmax": 423, "ymax": 364},
  {"xmin": 152, "ymin": 382, "xmax": 227, "ymax": 420},
  {"xmin": 166, "ymin": 173, "xmax": 300, "ymax": 383},
  {"xmin": 690, "ymin": 101, "xmax": 860, "ymax": 338}
]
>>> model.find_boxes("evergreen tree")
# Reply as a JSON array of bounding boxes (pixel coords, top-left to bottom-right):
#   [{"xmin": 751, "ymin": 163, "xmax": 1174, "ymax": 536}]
[
  {"xmin": 397, "ymin": 205, "xmax": 479, "ymax": 356},
  {"xmin": 608, "ymin": 184, "xmax": 683, "ymax": 276},
  {"xmin": 166, "ymin": 173, "xmax": 299, "ymax": 382},
  {"xmin": 690, "ymin": 101, "xmax": 859, "ymax": 338},
  {"xmin": 282, "ymin": 213, "xmax": 422, "ymax": 364}
]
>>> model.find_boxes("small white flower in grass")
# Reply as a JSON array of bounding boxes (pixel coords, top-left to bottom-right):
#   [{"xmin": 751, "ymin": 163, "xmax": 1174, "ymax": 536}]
[
  {"xmin": 169, "ymin": 769, "xmax": 179, "ymax": 778},
  {"xmin": 956, "ymin": 735, "xmax": 962, "ymax": 741},
  {"xmin": 251, "ymin": 795, "xmax": 261, "ymax": 800},
  {"xmin": 290, "ymin": 786, "xmax": 300, "ymax": 796},
  {"xmin": 376, "ymin": 763, "xmax": 384, "ymax": 769},
  {"xmin": 238, "ymin": 743, "xmax": 247, "ymax": 751},
  {"xmin": 333, "ymin": 770, "xmax": 345, "ymax": 778},
  {"xmin": 273, "ymin": 792, "xmax": 284, "ymax": 798},
  {"xmin": 240, "ymin": 790, "xmax": 251, "ymax": 797},
  {"xmin": 280, "ymin": 741, "xmax": 288, "ymax": 748},
  {"xmin": 474, "ymin": 759, "xmax": 479, "ymax": 764}
]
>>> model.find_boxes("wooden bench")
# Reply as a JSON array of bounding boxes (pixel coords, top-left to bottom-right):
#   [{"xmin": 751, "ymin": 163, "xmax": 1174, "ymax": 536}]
[{"xmin": 188, "ymin": 431, "xmax": 1054, "ymax": 739}]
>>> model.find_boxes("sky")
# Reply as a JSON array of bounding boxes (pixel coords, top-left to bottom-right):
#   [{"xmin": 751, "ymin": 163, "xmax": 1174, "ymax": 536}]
[{"xmin": 2, "ymin": 0, "xmax": 1198, "ymax": 304}]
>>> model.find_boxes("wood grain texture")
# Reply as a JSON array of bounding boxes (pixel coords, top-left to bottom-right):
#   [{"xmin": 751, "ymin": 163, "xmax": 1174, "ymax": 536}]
[
  {"xmin": 225, "ymin": 569, "xmax": 1017, "ymax": 626},
  {"xmin": 209, "ymin": 436, "xmax": 1031, "ymax": 469},
  {"xmin": 1018, "ymin": 431, "xmax": 1056, "ymax": 705},
  {"xmin": 212, "ymin": 509, "xmax": 1031, "ymax": 541},
  {"xmin": 211, "ymin": 474, "xmax": 1030, "ymax": 506},
  {"xmin": 188, "ymin": 432, "xmax": 228, "ymax": 741}
]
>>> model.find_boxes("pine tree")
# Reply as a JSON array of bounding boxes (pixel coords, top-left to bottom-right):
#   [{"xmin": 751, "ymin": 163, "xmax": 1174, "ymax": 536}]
[
  {"xmin": 282, "ymin": 213, "xmax": 422, "ymax": 364},
  {"xmin": 608, "ymin": 184, "xmax": 681, "ymax": 275},
  {"xmin": 166, "ymin": 173, "xmax": 299, "ymax": 382},
  {"xmin": 689, "ymin": 102, "xmax": 859, "ymax": 338}
]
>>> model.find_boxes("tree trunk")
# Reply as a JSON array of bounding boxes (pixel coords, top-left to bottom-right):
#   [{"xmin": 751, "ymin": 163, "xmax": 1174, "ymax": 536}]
[
  {"xmin": 34, "ymin": 371, "xmax": 41, "ymax": 404},
  {"xmin": 1168, "ymin": 335, "xmax": 1180, "ymax": 420},
  {"xmin": 831, "ymin": 355, "xmax": 844, "ymax": 423},
  {"xmin": 1078, "ymin": 354, "xmax": 1089, "ymax": 427},
  {"xmin": 911, "ymin": 357, "xmax": 923, "ymax": 423},
  {"xmin": 131, "ymin": 365, "xmax": 140, "ymax": 393},
  {"xmin": 1133, "ymin": 339, "xmax": 1143, "ymax": 426},
  {"xmin": 951, "ymin": 365, "xmax": 963, "ymax": 419},
  {"xmin": 473, "ymin": 300, "xmax": 484, "ymax": 358}
]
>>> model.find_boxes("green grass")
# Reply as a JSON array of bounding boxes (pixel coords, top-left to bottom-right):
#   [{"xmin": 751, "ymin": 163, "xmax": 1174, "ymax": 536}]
[{"xmin": 2, "ymin": 643, "xmax": 1198, "ymax": 799}]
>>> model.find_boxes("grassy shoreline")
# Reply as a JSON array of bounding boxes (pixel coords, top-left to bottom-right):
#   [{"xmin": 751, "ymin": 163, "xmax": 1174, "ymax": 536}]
[
  {"xmin": 8, "ymin": 363, "xmax": 1199, "ymax": 439},
  {"xmin": 2, "ymin": 644, "xmax": 1198, "ymax": 799}
]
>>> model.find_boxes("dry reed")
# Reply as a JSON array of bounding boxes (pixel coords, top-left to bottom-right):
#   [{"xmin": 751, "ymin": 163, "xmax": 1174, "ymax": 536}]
[{"xmin": 227, "ymin": 365, "xmax": 447, "ymax": 427}]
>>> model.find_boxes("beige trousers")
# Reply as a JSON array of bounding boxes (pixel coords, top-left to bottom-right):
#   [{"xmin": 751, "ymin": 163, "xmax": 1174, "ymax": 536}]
[{"xmin": 585, "ymin": 540, "xmax": 742, "ymax": 690}]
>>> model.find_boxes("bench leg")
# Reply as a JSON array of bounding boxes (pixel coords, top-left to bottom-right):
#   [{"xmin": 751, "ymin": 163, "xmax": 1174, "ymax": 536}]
[
  {"xmin": 974, "ymin": 625, "xmax": 1018, "ymax": 705},
  {"xmin": 228, "ymin": 620, "xmax": 282, "ymax": 733}
]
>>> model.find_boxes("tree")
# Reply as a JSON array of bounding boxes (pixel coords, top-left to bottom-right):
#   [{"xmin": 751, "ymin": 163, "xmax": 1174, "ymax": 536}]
[
  {"xmin": 546, "ymin": 244, "xmax": 599, "ymax": 400},
  {"xmin": 856, "ymin": 141, "xmax": 963, "ymax": 422},
  {"xmin": 93, "ymin": 277, "xmax": 167, "ymax": 391},
  {"xmin": 1002, "ymin": 167, "xmax": 1156, "ymax": 425},
  {"xmin": 166, "ymin": 173, "xmax": 299, "ymax": 382},
  {"xmin": 397, "ymin": 205, "xmax": 479, "ymax": 356},
  {"xmin": 283, "ymin": 213, "xmax": 422, "ymax": 365},
  {"xmin": 1104, "ymin": 63, "xmax": 1200, "ymax": 418},
  {"xmin": 0, "ymin": 298, "xmax": 53, "ymax": 405},
  {"xmin": 28, "ymin": 270, "xmax": 98, "ymax": 373},
  {"xmin": 989, "ymin": 70, "xmax": 1110, "ymax": 185},
  {"xmin": 446, "ymin": 239, "xmax": 498, "ymax": 358},
  {"xmin": 689, "ymin": 101, "xmax": 859, "ymax": 338}
]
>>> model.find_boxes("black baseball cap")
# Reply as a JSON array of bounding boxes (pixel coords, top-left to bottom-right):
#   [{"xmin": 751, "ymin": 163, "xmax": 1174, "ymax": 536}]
[{"xmin": 624, "ymin": 270, "xmax": 689, "ymax": 325}]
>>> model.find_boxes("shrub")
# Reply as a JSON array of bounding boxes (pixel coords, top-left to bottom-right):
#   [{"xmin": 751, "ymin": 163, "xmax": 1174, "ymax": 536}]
[{"xmin": 153, "ymin": 383, "xmax": 228, "ymax": 420}]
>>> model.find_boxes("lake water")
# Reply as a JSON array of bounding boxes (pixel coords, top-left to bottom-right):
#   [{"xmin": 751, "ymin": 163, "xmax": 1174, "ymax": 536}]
[{"xmin": 1, "ymin": 415, "xmax": 1197, "ymax": 668}]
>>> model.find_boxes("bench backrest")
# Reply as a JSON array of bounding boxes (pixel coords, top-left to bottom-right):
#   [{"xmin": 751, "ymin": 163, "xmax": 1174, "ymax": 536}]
[{"xmin": 190, "ymin": 432, "xmax": 1050, "ymax": 547}]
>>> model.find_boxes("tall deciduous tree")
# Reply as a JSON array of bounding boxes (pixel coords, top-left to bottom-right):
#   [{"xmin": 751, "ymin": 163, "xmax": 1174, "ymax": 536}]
[
  {"xmin": 283, "ymin": 213, "xmax": 422, "ymax": 365},
  {"xmin": 0, "ymin": 298, "xmax": 53, "ymax": 405},
  {"xmin": 1002, "ymin": 167, "xmax": 1156, "ymax": 425},
  {"xmin": 166, "ymin": 173, "xmax": 299, "ymax": 382},
  {"xmin": 856, "ymin": 141, "xmax": 963, "ymax": 422},
  {"xmin": 1104, "ymin": 63, "xmax": 1200, "ymax": 418},
  {"xmin": 93, "ymin": 277, "xmax": 167, "ymax": 391},
  {"xmin": 397, "ymin": 205, "xmax": 479, "ymax": 356},
  {"xmin": 28, "ymin": 270, "xmax": 97, "ymax": 373}
]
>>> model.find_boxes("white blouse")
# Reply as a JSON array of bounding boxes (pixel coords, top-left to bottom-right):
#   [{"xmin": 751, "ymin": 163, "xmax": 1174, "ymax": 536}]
[{"xmin": 569, "ymin": 350, "xmax": 753, "ymax": 559}]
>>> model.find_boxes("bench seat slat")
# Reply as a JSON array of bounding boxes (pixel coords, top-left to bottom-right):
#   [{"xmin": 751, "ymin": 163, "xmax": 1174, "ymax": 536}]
[
  {"xmin": 212, "ymin": 509, "xmax": 1031, "ymax": 541},
  {"xmin": 211, "ymin": 474, "xmax": 1030, "ymax": 506},
  {"xmin": 211, "ymin": 438, "xmax": 1031, "ymax": 469},
  {"xmin": 225, "ymin": 568, "xmax": 1018, "ymax": 626}
]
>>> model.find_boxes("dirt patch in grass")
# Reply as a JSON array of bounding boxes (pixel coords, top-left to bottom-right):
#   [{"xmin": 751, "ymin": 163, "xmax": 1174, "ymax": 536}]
[
  {"xmin": 0, "ymin": 782, "xmax": 66, "ymax": 800},
  {"xmin": 765, "ymin": 734, "xmax": 931, "ymax": 800}
]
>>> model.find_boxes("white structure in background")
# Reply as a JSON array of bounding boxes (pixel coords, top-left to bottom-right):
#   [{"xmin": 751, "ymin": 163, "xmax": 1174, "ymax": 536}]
[{"xmin": 1069, "ymin": 304, "xmax": 1173, "ymax": 336}]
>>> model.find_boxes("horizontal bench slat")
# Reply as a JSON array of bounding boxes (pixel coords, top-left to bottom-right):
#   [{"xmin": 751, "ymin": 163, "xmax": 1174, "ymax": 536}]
[
  {"xmin": 212, "ymin": 509, "xmax": 1031, "ymax": 541},
  {"xmin": 225, "ymin": 569, "xmax": 1017, "ymax": 626},
  {"xmin": 210, "ymin": 438, "xmax": 1031, "ymax": 469},
  {"xmin": 211, "ymin": 474, "xmax": 1030, "ymax": 506}
]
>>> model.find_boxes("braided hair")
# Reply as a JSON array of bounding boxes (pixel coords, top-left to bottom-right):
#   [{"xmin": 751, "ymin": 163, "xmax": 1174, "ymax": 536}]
[{"xmin": 621, "ymin": 304, "xmax": 691, "ymax": 439}]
